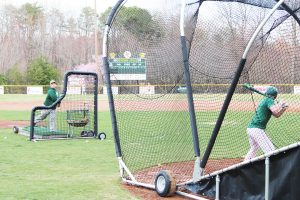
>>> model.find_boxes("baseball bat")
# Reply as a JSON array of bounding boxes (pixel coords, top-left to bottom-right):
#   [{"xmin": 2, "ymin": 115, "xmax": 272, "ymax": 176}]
[
  {"xmin": 242, "ymin": 83, "xmax": 273, "ymax": 98},
  {"xmin": 243, "ymin": 83, "xmax": 288, "ymax": 108}
]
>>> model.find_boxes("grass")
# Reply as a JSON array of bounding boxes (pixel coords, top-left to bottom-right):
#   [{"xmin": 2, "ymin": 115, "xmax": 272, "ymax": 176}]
[
  {"xmin": 0, "ymin": 129, "xmax": 138, "ymax": 200},
  {"xmin": 116, "ymin": 110, "xmax": 300, "ymax": 172},
  {"xmin": 1, "ymin": 93, "xmax": 299, "ymax": 199},
  {"xmin": 0, "ymin": 111, "xmax": 31, "ymax": 121},
  {"xmin": 0, "ymin": 110, "xmax": 113, "ymax": 139},
  {"xmin": 0, "ymin": 99, "xmax": 133, "ymax": 199}
]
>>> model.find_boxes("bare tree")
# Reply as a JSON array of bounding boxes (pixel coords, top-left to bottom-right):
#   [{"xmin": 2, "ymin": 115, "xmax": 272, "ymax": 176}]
[{"xmin": 0, "ymin": 3, "xmax": 99, "ymax": 79}]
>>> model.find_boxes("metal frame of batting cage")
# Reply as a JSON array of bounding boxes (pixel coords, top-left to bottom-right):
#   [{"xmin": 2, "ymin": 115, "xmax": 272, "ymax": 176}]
[
  {"xmin": 179, "ymin": 0, "xmax": 299, "ymax": 199},
  {"xmin": 102, "ymin": 0, "xmax": 131, "ymax": 181},
  {"xmin": 102, "ymin": 0, "xmax": 204, "ymax": 199},
  {"xmin": 103, "ymin": 0, "xmax": 300, "ymax": 199},
  {"xmin": 180, "ymin": 0, "xmax": 300, "ymax": 199},
  {"xmin": 29, "ymin": 71, "xmax": 98, "ymax": 141},
  {"xmin": 198, "ymin": 0, "xmax": 300, "ymax": 176}
]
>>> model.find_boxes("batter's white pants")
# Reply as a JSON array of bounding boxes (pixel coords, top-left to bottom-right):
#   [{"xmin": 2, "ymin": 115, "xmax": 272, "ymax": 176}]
[
  {"xmin": 34, "ymin": 109, "xmax": 56, "ymax": 131},
  {"xmin": 244, "ymin": 128, "xmax": 275, "ymax": 160}
]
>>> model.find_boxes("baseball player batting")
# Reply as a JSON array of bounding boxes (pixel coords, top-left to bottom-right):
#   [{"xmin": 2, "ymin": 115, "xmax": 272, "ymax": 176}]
[{"xmin": 243, "ymin": 83, "xmax": 288, "ymax": 160}]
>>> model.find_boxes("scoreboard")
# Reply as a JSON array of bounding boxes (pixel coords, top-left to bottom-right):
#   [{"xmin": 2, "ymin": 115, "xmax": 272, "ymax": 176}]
[{"xmin": 109, "ymin": 52, "xmax": 146, "ymax": 80}]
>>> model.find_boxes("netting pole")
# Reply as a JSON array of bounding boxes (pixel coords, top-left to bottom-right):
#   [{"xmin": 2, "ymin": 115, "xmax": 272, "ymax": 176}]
[
  {"xmin": 94, "ymin": 74, "xmax": 98, "ymax": 136},
  {"xmin": 180, "ymin": 0, "xmax": 201, "ymax": 181},
  {"xmin": 180, "ymin": 36, "xmax": 200, "ymax": 156},
  {"xmin": 216, "ymin": 175, "xmax": 220, "ymax": 200},
  {"xmin": 265, "ymin": 157, "xmax": 270, "ymax": 200},
  {"xmin": 30, "ymin": 109, "xmax": 35, "ymax": 141},
  {"xmin": 199, "ymin": 0, "xmax": 287, "ymax": 170},
  {"xmin": 102, "ymin": 0, "xmax": 125, "ymax": 158},
  {"xmin": 276, "ymin": 1, "xmax": 300, "ymax": 26}
]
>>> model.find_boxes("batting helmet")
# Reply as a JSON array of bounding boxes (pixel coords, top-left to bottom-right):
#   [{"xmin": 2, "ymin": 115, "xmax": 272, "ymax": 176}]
[{"xmin": 266, "ymin": 86, "xmax": 278, "ymax": 98}]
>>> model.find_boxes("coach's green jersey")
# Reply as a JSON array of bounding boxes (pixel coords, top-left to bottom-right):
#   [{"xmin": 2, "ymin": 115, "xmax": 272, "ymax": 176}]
[
  {"xmin": 248, "ymin": 97, "xmax": 275, "ymax": 130},
  {"xmin": 44, "ymin": 88, "xmax": 58, "ymax": 106}
]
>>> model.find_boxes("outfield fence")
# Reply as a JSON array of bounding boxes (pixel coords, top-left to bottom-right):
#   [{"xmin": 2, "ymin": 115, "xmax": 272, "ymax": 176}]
[{"xmin": 1, "ymin": 84, "xmax": 300, "ymax": 95}]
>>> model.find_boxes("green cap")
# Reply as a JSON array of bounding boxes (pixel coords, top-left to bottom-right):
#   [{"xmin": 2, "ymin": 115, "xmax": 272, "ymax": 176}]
[
  {"xmin": 266, "ymin": 86, "xmax": 278, "ymax": 98},
  {"xmin": 50, "ymin": 80, "xmax": 56, "ymax": 84}
]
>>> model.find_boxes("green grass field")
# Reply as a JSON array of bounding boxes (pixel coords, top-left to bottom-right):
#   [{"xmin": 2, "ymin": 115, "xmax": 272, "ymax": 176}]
[
  {"xmin": 116, "ymin": 110, "xmax": 300, "ymax": 172},
  {"xmin": 1, "ymin": 93, "xmax": 299, "ymax": 199},
  {"xmin": 0, "ymin": 105, "xmax": 138, "ymax": 199},
  {"xmin": 0, "ymin": 129, "xmax": 138, "ymax": 200}
]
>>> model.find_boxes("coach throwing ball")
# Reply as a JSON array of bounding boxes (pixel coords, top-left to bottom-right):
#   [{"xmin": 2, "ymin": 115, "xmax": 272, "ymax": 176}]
[
  {"xmin": 244, "ymin": 86, "xmax": 288, "ymax": 160},
  {"xmin": 34, "ymin": 80, "xmax": 59, "ymax": 131}
]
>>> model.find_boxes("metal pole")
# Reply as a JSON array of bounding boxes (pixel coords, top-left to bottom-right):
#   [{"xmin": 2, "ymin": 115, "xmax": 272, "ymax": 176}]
[
  {"xmin": 94, "ymin": 0, "xmax": 99, "ymax": 71},
  {"xmin": 265, "ymin": 157, "xmax": 270, "ymax": 200},
  {"xmin": 94, "ymin": 74, "xmax": 98, "ymax": 136},
  {"xmin": 102, "ymin": 0, "xmax": 125, "ymax": 157},
  {"xmin": 216, "ymin": 175, "xmax": 220, "ymax": 200},
  {"xmin": 243, "ymin": 0, "xmax": 286, "ymax": 58},
  {"xmin": 30, "ymin": 109, "xmax": 35, "ymax": 141},
  {"xmin": 94, "ymin": 0, "xmax": 98, "ymax": 60},
  {"xmin": 200, "ymin": 58, "xmax": 246, "ymax": 169},
  {"xmin": 180, "ymin": 0, "xmax": 201, "ymax": 181},
  {"xmin": 180, "ymin": 36, "xmax": 200, "ymax": 158}
]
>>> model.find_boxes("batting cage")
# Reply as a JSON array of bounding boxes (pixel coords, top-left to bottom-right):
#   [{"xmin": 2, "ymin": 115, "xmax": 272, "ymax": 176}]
[
  {"xmin": 16, "ymin": 71, "xmax": 105, "ymax": 141},
  {"xmin": 103, "ymin": 0, "xmax": 300, "ymax": 199}
]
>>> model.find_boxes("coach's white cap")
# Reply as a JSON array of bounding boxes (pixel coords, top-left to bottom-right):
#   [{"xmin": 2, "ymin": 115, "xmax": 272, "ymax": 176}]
[{"xmin": 50, "ymin": 80, "xmax": 56, "ymax": 84}]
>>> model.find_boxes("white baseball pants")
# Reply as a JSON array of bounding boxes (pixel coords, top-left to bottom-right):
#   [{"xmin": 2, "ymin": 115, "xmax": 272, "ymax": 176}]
[
  {"xmin": 34, "ymin": 109, "xmax": 56, "ymax": 131},
  {"xmin": 244, "ymin": 128, "xmax": 275, "ymax": 160}
]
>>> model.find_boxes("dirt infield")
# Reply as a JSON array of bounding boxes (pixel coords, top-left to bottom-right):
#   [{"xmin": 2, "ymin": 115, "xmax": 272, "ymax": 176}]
[
  {"xmin": 123, "ymin": 184, "xmax": 191, "ymax": 200},
  {"xmin": 123, "ymin": 158, "xmax": 242, "ymax": 199},
  {"xmin": 0, "ymin": 101, "xmax": 42, "ymax": 111},
  {"xmin": 0, "ymin": 120, "xmax": 29, "ymax": 129},
  {"xmin": 2, "ymin": 98, "xmax": 300, "ymax": 112},
  {"xmin": 115, "ymin": 100, "xmax": 300, "ymax": 112}
]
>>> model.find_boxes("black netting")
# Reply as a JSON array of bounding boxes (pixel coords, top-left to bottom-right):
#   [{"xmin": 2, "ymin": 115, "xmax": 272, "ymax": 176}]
[
  {"xmin": 106, "ymin": 0, "xmax": 300, "ymax": 185},
  {"xmin": 204, "ymin": 0, "xmax": 300, "ymax": 10},
  {"xmin": 26, "ymin": 73, "xmax": 98, "ymax": 140},
  {"xmin": 107, "ymin": 0, "xmax": 195, "ymax": 184},
  {"xmin": 187, "ymin": 1, "xmax": 300, "ymax": 173}
]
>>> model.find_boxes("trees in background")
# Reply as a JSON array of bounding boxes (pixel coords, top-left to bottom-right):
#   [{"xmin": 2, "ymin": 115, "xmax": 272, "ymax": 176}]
[
  {"xmin": 1, "ymin": 2, "xmax": 298, "ymax": 87},
  {"xmin": 2, "ymin": 57, "xmax": 59, "ymax": 85},
  {"xmin": 26, "ymin": 57, "xmax": 59, "ymax": 85},
  {"xmin": 0, "ymin": 3, "xmax": 167, "ymax": 85},
  {"xmin": 0, "ymin": 3, "xmax": 99, "ymax": 81},
  {"xmin": 0, "ymin": 74, "xmax": 7, "ymax": 84},
  {"xmin": 6, "ymin": 65, "xmax": 25, "ymax": 85}
]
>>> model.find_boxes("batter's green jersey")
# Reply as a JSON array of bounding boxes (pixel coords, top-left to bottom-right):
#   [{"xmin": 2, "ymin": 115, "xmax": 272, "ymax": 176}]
[
  {"xmin": 248, "ymin": 97, "xmax": 275, "ymax": 130},
  {"xmin": 44, "ymin": 88, "xmax": 58, "ymax": 106}
]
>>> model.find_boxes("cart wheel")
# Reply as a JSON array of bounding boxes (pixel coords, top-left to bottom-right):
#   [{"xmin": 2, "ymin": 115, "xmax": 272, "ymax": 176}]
[
  {"xmin": 13, "ymin": 126, "xmax": 19, "ymax": 134},
  {"xmin": 155, "ymin": 170, "xmax": 176, "ymax": 197},
  {"xmin": 87, "ymin": 131, "xmax": 95, "ymax": 137},
  {"xmin": 80, "ymin": 130, "xmax": 87, "ymax": 137},
  {"xmin": 98, "ymin": 132, "xmax": 106, "ymax": 140}
]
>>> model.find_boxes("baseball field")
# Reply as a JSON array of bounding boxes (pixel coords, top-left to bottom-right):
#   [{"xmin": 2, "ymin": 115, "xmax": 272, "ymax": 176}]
[
  {"xmin": 0, "ymin": 95, "xmax": 139, "ymax": 200},
  {"xmin": 1, "ymin": 93, "xmax": 299, "ymax": 199}
]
